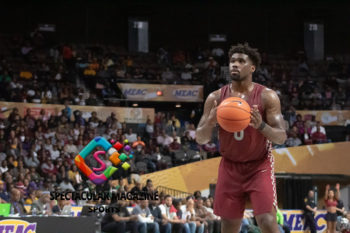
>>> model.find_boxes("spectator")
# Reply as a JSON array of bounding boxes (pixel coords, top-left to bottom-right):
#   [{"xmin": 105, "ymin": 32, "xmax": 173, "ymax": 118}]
[
  {"xmin": 181, "ymin": 197, "xmax": 204, "ymax": 233},
  {"xmin": 41, "ymin": 158, "xmax": 58, "ymax": 176},
  {"xmin": 64, "ymin": 141, "xmax": 79, "ymax": 155},
  {"xmin": 311, "ymin": 126, "xmax": 327, "ymax": 144},
  {"xmin": 151, "ymin": 147, "xmax": 168, "ymax": 170},
  {"xmin": 132, "ymin": 199, "xmax": 160, "ymax": 233},
  {"xmin": 132, "ymin": 136, "xmax": 146, "ymax": 152},
  {"xmin": 144, "ymin": 119, "xmax": 154, "ymax": 140},
  {"xmin": 336, "ymin": 199, "xmax": 347, "ymax": 222},
  {"xmin": 285, "ymin": 131, "xmax": 302, "ymax": 147},
  {"xmin": 59, "ymin": 177, "xmax": 75, "ymax": 191},
  {"xmin": 125, "ymin": 128, "xmax": 137, "ymax": 144},
  {"xmin": 30, "ymin": 191, "xmax": 52, "ymax": 215},
  {"xmin": 101, "ymin": 200, "xmax": 140, "ymax": 233},
  {"xmin": 161, "ymin": 68, "xmax": 175, "ymax": 81},
  {"xmin": 157, "ymin": 130, "xmax": 173, "ymax": 148},
  {"xmin": 202, "ymin": 141, "xmax": 218, "ymax": 159},
  {"xmin": 68, "ymin": 165, "xmax": 82, "ymax": 185},
  {"xmin": 169, "ymin": 138, "xmax": 181, "ymax": 153},
  {"xmin": 0, "ymin": 160, "xmax": 8, "ymax": 173},
  {"xmin": 159, "ymin": 195, "xmax": 185, "ymax": 233},
  {"xmin": 173, "ymin": 198, "xmax": 197, "ymax": 233},
  {"xmin": 142, "ymin": 179, "xmax": 153, "ymax": 193},
  {"xmin": 311, "ymin": 121, "xmax": 326, "ymax": 135},
  {"xmin": 130, "ymin": 181, "xmax": 142, "ymax": 194},
  {"xmin": 195, "ymin": 197, "xmax": 215, "ymax": 233},
  {"xmin": 10, "ymin": 188, "xmax": 26, "ymax": 215},
  {"xmin": 0, "ymin": 180, "xmax": 10, "ymax": 202},
  {"xmin": 149, "ymin": 197, "xmax": 170, "ymax": 233},
  {"xmin": 24, "ymin": 150, "xmax": 40, "ymax": 168}
]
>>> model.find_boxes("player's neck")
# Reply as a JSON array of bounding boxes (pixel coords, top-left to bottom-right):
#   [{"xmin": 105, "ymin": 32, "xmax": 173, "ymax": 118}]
[{"xmin": 231, "ymin": 78, "xmax": 254, "ymax": 93}]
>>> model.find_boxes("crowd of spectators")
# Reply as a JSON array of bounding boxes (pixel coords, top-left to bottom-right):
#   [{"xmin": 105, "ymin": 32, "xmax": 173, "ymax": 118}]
[{"xmin": 2, "ymin": 32, "xmax": 350, "ymax": 112}]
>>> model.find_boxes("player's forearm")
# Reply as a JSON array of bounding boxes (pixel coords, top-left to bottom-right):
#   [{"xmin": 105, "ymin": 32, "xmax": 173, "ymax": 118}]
[
  {"xmin": 259, "ymin": 123, "xmax": 287, "ymax": 145},
  {"xmin": 195, "ymin": 123, "xmax": 216, "ymax": 145}
]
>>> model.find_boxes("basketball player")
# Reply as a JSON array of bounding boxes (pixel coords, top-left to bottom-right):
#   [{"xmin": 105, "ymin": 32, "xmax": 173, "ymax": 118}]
[{"xmin": 196, "ymin": 43, "xmax": 287, "ymax": 233}]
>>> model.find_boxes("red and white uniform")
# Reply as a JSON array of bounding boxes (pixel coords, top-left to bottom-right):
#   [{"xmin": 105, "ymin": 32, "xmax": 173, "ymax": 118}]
[{"xmin": 213, "ymin": 83, "xmax": 277, "ymax": 219}]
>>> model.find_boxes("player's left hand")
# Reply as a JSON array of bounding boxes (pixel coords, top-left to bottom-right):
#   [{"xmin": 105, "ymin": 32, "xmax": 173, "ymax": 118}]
[{"xmin": 249, "ymin": 105, "xmax": 262, "ymax": 129}]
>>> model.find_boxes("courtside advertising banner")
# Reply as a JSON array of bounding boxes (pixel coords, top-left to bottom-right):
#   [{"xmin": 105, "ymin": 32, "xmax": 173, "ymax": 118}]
[
  {"xmin": 0, "ymin": 219, "xmax": 37, "ymax": 233},
  {"xmin": 117, "ymin": 83, "xmax": 204, "ymax": 102}
]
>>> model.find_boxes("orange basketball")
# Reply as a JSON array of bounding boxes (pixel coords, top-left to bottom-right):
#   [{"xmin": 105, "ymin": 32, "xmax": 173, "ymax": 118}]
[{"xmin": 216, "ymin": 97, "xmax": 251, "ymax": 132}]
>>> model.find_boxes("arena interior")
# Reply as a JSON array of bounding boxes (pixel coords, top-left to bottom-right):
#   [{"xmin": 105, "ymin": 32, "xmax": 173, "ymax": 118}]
[{"xmin": 0, "ymin": 1, "xmax": 350, "ymax": 233}]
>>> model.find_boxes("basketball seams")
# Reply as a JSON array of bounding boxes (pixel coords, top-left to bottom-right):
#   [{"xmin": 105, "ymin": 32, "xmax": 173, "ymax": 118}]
[
  {"xmin": 217, "ymin": 116, "xmax": 251, "ymax": 121},
  {"xmin": 217, "ymin": 105, "xmax": 251, "ymax": 114}
]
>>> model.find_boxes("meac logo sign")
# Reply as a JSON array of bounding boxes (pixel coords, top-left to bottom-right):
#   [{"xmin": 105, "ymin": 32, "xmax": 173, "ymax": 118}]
[
  {"xmin": 172, "ymin": 89, "xmax": 199, "ymax": 99},
  {"xmin": 0, "ymin": 219, "xmax": 37, "ymax": 233}
]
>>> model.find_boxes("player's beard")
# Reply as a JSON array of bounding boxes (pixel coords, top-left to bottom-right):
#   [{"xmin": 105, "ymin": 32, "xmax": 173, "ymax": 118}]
[{"xmin": 230, "ymin": 73, "xmax": 244, "ymax": 81}]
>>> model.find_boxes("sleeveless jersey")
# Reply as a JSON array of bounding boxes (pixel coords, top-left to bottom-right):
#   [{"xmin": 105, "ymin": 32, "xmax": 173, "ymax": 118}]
[{"xmin": 218, "ymin": 83, "xmax": 271, "ymax": 162}]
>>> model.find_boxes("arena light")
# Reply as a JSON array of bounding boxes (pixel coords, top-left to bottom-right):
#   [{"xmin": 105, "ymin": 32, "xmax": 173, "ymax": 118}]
[
  {"xmin": 175, "ymin": 104, "xmax": 181, "ymax": 108},
  {"xmin": 132, "ymin": 103, "xmax": 138, "ymax": 107},
  {"xmin": 156, "ymin": 90, "xmax": 163, "ymax": 96}
]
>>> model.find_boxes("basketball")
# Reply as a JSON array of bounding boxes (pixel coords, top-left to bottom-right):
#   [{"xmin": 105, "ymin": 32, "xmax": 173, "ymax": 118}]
[{"xmin": 216, "ymin": 97, "xmax": 251, "ymax": 132}]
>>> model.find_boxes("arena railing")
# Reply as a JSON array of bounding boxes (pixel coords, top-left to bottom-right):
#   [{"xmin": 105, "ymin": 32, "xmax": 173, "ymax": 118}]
[{"xmin": 156, "ymin": 185, "xmax": 193, "ymax": 199}]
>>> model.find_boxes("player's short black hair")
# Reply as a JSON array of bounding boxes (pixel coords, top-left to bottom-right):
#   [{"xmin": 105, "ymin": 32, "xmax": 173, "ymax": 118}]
[{"xmin": 228, "ymin": 43, "xmax": 261, "ymax": 69}]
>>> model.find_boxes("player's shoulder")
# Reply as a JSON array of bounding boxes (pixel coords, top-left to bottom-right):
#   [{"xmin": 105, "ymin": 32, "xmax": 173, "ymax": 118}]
[
  {"xmin": 260, "ymin": 86, "xmax": 280, "ymax": 105},
  {"xmin": 206, "ymin": 89, "xmax": 221, "ymax": 102}
]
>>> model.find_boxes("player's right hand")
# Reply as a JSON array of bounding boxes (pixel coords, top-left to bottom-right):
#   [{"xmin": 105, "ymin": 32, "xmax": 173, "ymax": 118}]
[
  {"xmin": 207, "ymin": 100, "xmax": 218, "ymax": 126},
  {"xmin": 326, "ymin": 184, "xmax": 330, "ymax": 190}
]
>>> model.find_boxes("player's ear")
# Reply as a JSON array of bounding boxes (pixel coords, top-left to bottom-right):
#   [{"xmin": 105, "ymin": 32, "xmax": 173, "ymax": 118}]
[{"xmin": 251, "ymin": 65, "xmax": 256, "ymax": 73}]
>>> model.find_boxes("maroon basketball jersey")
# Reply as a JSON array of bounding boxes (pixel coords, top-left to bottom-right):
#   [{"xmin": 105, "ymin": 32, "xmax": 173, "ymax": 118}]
[{"xmin": 218, "ymin": 83, "xmax": 271, "ymax": 162}]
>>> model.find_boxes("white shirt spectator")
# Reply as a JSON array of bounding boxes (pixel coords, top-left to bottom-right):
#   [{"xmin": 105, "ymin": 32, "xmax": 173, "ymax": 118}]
[
  {"xmin": 55, "ymin": 73, "xmax": 62, "ymax": 81},
  {"xmin": 59, "ymin": 181, "xmax": 75, "ymax": 192},
  {"xmin": 188, "ymin": 130, "xmax": 196, "ymax": 140},
  {"xmin": 181, "ymin": 71, "xmax": 192, "ymax": 81},
  {"xmin": 44, "ymin": 131, "xmax": 56, "ymax": 139},
  {"xmin": 311, "ymin": 126, "xmax": 326, "ymax": 135},
  {"xmin": 27, "ymin": 89, "xmax": 35, "ymax": 97},
  {"xmin": 21, "ymin": 46, "xmax": 32, "ymax": 55},
  {"xmin": 204, "ymin": 206, "xmax": 220, "ymax": 220},
  {"xmin": 161, "ymin": 69, "xmax": 175, "ymax": 81},
  {"xmin": 212, "ymin": 48, "xmax": 224, "ymax": 57},
  {"xmin": 125, "ymin": 133, "xmax": 137, "ymax": 143},
  {"xmin": 64, "ymin": 143, "xmax": 79, "ymax": 154},
  {"xmin": 9, "ymin": 81, "xmax": 23, "ymax": 90},
  {"xmin": 285, "ymin": 137, "xmax": 302, "ymax": 147},
  {"xmin": 50, "ymin": 149, "xmax": 60, "ymax": 161},
  {"xmin": 159, "ymin": 204, "xmax": 176, "ymax": 220},
  {"xmin": 41, "ymin": 162, "xmax": 55, "ymax": 173},
  {"xmin": 0, "ymin": 166, "xmax": 8, "ymax": 173},
  {"xmin": 24, "ymin": 156, "xmax": 40, "ymax": 167},
  {"xmin": 157, "ymin": 134, "xmax": 173, "ymax": 147},
  {"xmin": 146, "ymin": 124, "xmax": 154, "ymax": 134},
  {"xmin": 181, "ymin": 207, "xmax": 196, "ymax": 221}
]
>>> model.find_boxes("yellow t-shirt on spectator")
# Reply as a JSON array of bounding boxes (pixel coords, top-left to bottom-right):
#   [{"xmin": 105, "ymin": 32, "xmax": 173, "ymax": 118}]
[{"xmin": 20, "ymin": 71, "xmax": 33, "ymax": 79}]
